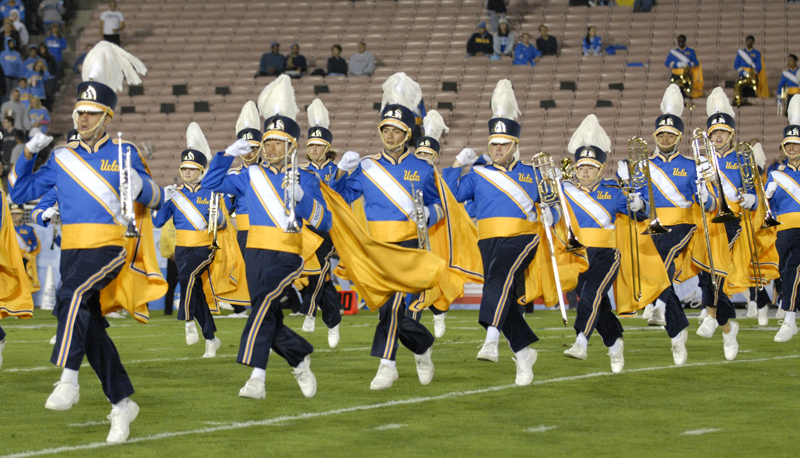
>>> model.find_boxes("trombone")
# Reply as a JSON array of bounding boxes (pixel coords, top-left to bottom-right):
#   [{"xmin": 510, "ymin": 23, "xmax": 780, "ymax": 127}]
[
  {"xmin": 283, "ymin": 140, "xmax": 301, "ymax": 233},
  {"xmin": 118, "ymin": 132, "xmax": 139, "ymax": 238},
  {"xmin": 531, "ymin": 152, "xmax": 583, "ymax": 326},
  {"xmin": 690, "ymin": 129, "xmax": 725, "ymax": 290},
  {"xmin": 207, "ymin": 192, "xmax": 221, "ymax": 251},
  {"xmin": 734, "ymin": 141, "xmax": 781, "ymax": 289}
]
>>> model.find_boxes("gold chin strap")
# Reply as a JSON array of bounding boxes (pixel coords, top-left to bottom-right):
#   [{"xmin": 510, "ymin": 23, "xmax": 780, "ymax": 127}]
[
  {"xmin": 377, "ymin": 125, "xmax": 411, "ymax": 152},
  {"xmin": 781, "ymin": 143, "xmax": 800, "ymax": 158},
  {"xmin": 306, "ymin": 144, "xmax": 330, "ymax": 164},
  {"xmin": 260, "ymin": 138, "xmax": 298, "ymax": 162},
  {"xmin": 578, "ymin": 163, "xmax": 604, "ymax": 188},
  {"xmin": 72, "ymin": 109, "xmax": 109, "ymax": 145},
  {"xmin": 488, "ymin": 141, "xmax": 518, "ymax": 166},
  {"xmin": 652, "ymin": 132, "xmax": 682, "ymax": 153}
]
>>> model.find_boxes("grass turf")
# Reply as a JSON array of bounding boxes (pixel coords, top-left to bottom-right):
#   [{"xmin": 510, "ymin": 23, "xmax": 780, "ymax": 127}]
[{"xmin": 0, "ymin": 309, "xmax": 798, "ymax": 457}]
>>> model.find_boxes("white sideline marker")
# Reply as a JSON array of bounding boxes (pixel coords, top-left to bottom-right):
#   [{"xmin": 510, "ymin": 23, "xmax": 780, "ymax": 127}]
[
  {"xmin": 373, "ymin": 423, "xmax": 408, "ymax": 431},
  {"xmin": 681, "ymin": 428, "xmax": 721, "ymax": 436},
  {"xmin": 525, "ymin": 425, "xmax": 558, "ymax": 433}
]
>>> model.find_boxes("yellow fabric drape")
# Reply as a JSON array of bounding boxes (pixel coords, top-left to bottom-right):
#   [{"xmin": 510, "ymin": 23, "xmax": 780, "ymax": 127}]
[
  {"xmin": 690, "ymin": 63, "xmax": 704, "ymax": 98},
  {"xmin": 21, "ymin": 244, "xmax": 41, "ymax": 293},
  {"xmin": 0, "ymin": 192, "xmax": 34, "ymax": 319},
  {"xmin": 201, "ymin": 200, "xmax": 250, "ymax": 312},
  {"xmin": 757, "ymin": 54, "xmax": 770, "ymax": 98},
  {"xmin": 675, "ymin": 206, "xmax": 733, "ymax": 282},
  {"xmin": 724, "ymin": 206, "xmax": 779, "ymax": 295}
]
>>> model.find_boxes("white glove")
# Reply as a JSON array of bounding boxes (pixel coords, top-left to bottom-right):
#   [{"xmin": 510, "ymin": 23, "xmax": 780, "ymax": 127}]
[
  {"xmin": 225, "ymin": 139, "xmax": 252, "ymax": 157},
  {"xmin": 541, "ymin": 206, "xmax": 554, "ymax": 228},
  {"xmin": 616, "ymin": 160, "xmax": 630, "ymax": 182},
  {"xmin": 629, "ymin": 192, "xmax": 645, "ymax": 212},
  {"xmin": 696, "ymin": 156, "xmax": 712, "ymax": 178},
  {"xmin": 163, "ymin": 184, "xmax": 177, "ymax": 201},
  {"xmin": 740, "ymin": 193, "xmax": 756, "ymax": 210},
  {"xmin": 130, "ymin": 168, "xmax": 143, "ymax": 198},
  {"xmin": 25, "ymin": 132, "xmax": 54, "ymax": 154},
  {"xmin": 697, "ymin": 183, "xmax": 709, "ymax": 205},
  {"xmin": 42, "ymin": 207, "xmax": 58, "ymax": 222},
  {"xmin": 546, "ymin": 166, "xmax": 564, "ymax": 181},
  {"xmin": 423, "ymin": 206, "xmax": 430, "ymax": 225},
  {"xmin": 765, "ymin": 181, "xmax": 777, "ymax": 199},
  {"xmin": 292, "ymin": 183, "xmax": 304, "ymax": 203},
  {"xmin": 338, "ymin": 151, "xmax": 361, "ymax": 173},
  {"xmin": 676, "ymin": 61, "xmax": 687, "ymax": 68},
  {"xmin": 455, "ymin": 148, "xmax": 478, "ymax": 167}
]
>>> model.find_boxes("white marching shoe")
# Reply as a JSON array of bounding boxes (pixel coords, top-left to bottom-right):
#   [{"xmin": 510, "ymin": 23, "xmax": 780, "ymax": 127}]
[
  {"xmin": 746, "ymin": 301, "xmax": 758, "ymax": 318},
  {"xmin": 292, "ymin": 356, "xmax": 317, "ymax": 398},
  {"xmin": 671, "ymin": 329, "xmax": 688, "ymax": 366},
  {"xmin": 45, "ymin": 381, "xmax": 80, "ymax": 411},
  {"xmin": 513, "ymin": 347, "xmax": 537, "ymax": 386},
  {"xmin": 696, "ymin": 316, "xmax": 718, "ymax": 338},
  {"xmin": 608, "ymin": 339, "xmax": 625, "ymax": 373},
  {"xmin": 414, "ymin": 347, "xmax": 434, "ymax": 386},
  {"xmin": 49, "ymin": 335, "xmax": 57, "ymax": 345},
  {"xmin": 722, "ymin": 321, "xmax": 739, "ymax": 361},
  {"xmin": 239, "ymin": 378, "xmax": 266, "ymax": 399},
  {"xmin": 774, "ymin": 320, "xmax": 798, "ymax": 343},
  {"xmin": 476, "ymin": 341, "xmax": 499, "ymax": 362},
  {"xmin": 757, "ymin": 306, "xmax": 769, "ymax": 326},
  {"xmin": 370, "ymin": 362, "xmax": 399, "ymax": 391},
  {"xmin": 776, "ymin": 308, "xmax": 787, "ymax": 319},
  {"xmin": 641, "ymin": 303, "xmax": 654, "ymax": 320},
  {"xmin": 647, "ymin": 307, "xmax": 666, "ymax": 327},
  {"xmin": 203, "ymin": 337, "xmax": 222, "ymax": 358},
  {"xmin": 106, "ymin": 399, "xmax": 139, "ymax": 444},
  {"xmin": 698, "ymin": 308, "xmax": 708, "ymax": 326},
  {"xmin": 432, "ymin": 312, "xmax": 446, "ymax": 338},
  {"xmin": 301, "ymin": 315, "xmax": 315, "ymax": 333},
  {"xmin": 563, "ymin": 342, "xmax": 588, "ymax": 360},
  {"xmin": 328, "ymin": 324, "xmax": 340, "ymax": 348},
  {"xmin": 185, "ymin": 322, "xmax": 199, "ymax": 345}
]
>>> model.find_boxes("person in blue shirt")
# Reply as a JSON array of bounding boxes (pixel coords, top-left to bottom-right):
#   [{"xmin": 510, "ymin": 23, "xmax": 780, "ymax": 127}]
[
  {"xmin": 513, "ymin": 32, "xmax": 541, "ymax": 66},
  {"xmin": 665, "ymin": 35, "xmax": 701, "ymax": 100},
  {"xmin": 27, "ymin": 60, "xmax": 50, "ymax": 103},
  {"xmin": 0, "ymin": 0, "xmax": 25, "ymax": 22},
  {"xmin": 28, "ymin": 96, "xmax": 49, "ymax": 134},
  {"xmin": 491, "ymin": 18, "xmax": 515, "ymax": 59},
  {"xmin": 733, "ymin": 35, "xmax": 764, "ymax": 106},
  {"xmin": 256, "ymin": 42, "xmax": 285, "ymax": 77},
  {"xmin": 1, "ymin": 37, "xmax": 22, "ymax": 92},
  {"xmin": 778, "ymin": 54, "xmax": 800, "ymax": 111},
  {"xmin": 582, "ymin": 26, "xmax": 602, "ymax": 56},
  {"xmin": 22, "ymin": 45, "xmax": 39, "ymax": 73},
  {"xmin": 15, "ymin": 77, "xmax": 31, "ymax": 109},
  {"xmin": 44, "ymin": 23, "xmax": 67, "ymax": 80}
]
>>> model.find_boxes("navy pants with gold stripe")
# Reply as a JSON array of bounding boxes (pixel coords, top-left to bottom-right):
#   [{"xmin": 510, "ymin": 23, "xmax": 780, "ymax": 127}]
[
  {"xmin": 371, "ymin": 239, "xmax": 435, "ymax": 360},
  {"xmin": 574, "ymin": 247, "xmax": 624, "ymax": 347},
  {"xmin": 477, "ymin": 234, "xmax": 540, "ymax": 353},
  {"xmin": 698, "ymin": 219, "xmax": 740, "ymax": 326},
  {"xmin": 0, "ymin": 325, "xmax": 5, "ymax": 341},
  {"xmin": 51, "ymin": 246, "xmax": 134, "ymax": 404},
  {"xmin": 650, "ymin": 223, "xmax": 693, "ymax": 338},
  {"xmin": 175, "ymin": 246, "xmax": 217, "ymax": 340},
  {"xmin": 238, "ymin": 249, "xmax": 312, "ymax": 370},
  {"xmin": 299, "ymin": 232, "xmax": 342, "ymax": 329},
  {"xmin": 777, "ymin": 228, "xmax": 800, "ymax": 313}
]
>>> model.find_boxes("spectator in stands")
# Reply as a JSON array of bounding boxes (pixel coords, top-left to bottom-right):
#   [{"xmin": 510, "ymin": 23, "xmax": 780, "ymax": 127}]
[
  {"xmin": 73, "ymin": 44, "xmax": 92, "ymax": 74},
  {"xmin": 633, "ymin": 0, "xmax": 654, "ymax": 12},
  {"xmin": 491, "ymin": 18, "xmax": 515, "ymax": 59},
  {"xmin": 2, "ymin": 17, "xmax": 20, "ymax": 51},
  {"xmin": 15, "ymin": 77, "xmax": 30, "ymax": 108},
  {"xmin": 23, "ymin": 44, "xmax": 38, "ymax": 73},
  {"xmin": 8, "ymin": 12, "xmax": 26, "ymax": 47},
  {"xmin": 8, "ymin": 128, "xmax": 24, "ymax": 166},
  {"xmin": 44, "ymin": 23, "xmax": 66, "ymax": 79},
  {"xmin": 582, "ymin": 26, "xmax": 602, "ymax": 56},
  {"xmin": 536, "ymin": 25, "xmax": 558, "ymax": 56},
  {"xmin": 1, "ymin": 37, "xmax": 22, "ymax": 95},
  {"xmin": 37, "ymin": 43, "xmax": 58, "ymax": 92},
  {"xmin": 284, "ymin": 43, "xmax": 307, "ymax": 79},
  {"xmin": 100, "ymin": 1, "xmax": 125, "ymax": 46},
  {"xmin": 778, "ymin": 54, "xmax": 799, "ymax": 106},
  {"xmin": 27, "ymin": 59, "xmax": 50, "ymax": 103},
  {"xmin": 486, "ymin": 0, "xmax": 508, "ymax": 34},
  {"xmin": 327, "ymin": 44, "xmax": 347, "ymax": 76},
  {"xmin": 27, "ymin": 95, "xmax": 48, "ymax": 134},
  {"xmin": 349, "ymin": 41, "xmax": 375, "ymax": 76},
  {"xmin": 0, "ymin": 91, "xmax": 27, "ymax": 131},
  {"xmin": 513, "ymin": 33, "xmax": 541, "ymax": 66},
  {"xmin": 256, "ymin": 42, "xmax": 285, "ymax": 77},
  {"xmin": 0, "ymin": 115, "xmax": 17, "ymax": 164},
  {"xmin": 0, "ymin": 0, "xmax": 25, "ymax": 22},
  {"xmin": 39, "ymin": 0, "xmax": 66, "ymax": 29},
  {"xmin": 466, "ymin": 21, "xmax": 493, "ymax": 57}
]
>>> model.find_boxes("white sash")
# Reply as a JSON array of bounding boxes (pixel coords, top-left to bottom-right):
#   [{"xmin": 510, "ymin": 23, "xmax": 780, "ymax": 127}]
[
  {"xmin": 361, "ymin": 159, "xmax": 414, "ymax": 218},
  {"xmin": 670, "ymin": 49, "xmax": 690, "ymax": 65},
  {"xmin": 172, "ymin": 191, "xmax": 207, "ymax": 231},
  {"xmin": 563, "ymin": 182, "xmax": 614, "ymax": 229},
  {"xmin": 54, "ymin": 148, "xmax": 123, "ymax": 224},
  {"xmin": 737, "ymin": 49, "xmax": 756, "ymax": 69},
  {"xmin": 649, "ymin": 163, "xmax": 692, "ymax": 208},
  {"xmin": 473, "ymin": 165, "xmax": 534, "ymax": 214},
  {"xmin": 718, "ymin": 170, "xmax": 740, "ymax": 202},
  {"xmin": 783, "ymin": 70, "xmax": 800, "ymax": 86},
  {"xmin": 249, "ymin": 165, "xmax": 290, "ymax": 230},
  {"xmin": 771, "ymin": 172, "xmax": 800, "ymax": 205}
]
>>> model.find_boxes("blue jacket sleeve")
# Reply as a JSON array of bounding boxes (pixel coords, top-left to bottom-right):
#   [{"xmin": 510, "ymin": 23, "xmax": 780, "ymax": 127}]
[
  {"xmin": 132, "ymin": 148, "xmax": 163, "ymax": 210},
  {"xmin": 423, "ymin": 168, "xmax": 443, "ymax": 227},
  {"xmin": 151, "ymin": 199, "xmax": 173, "ymax": 228},
  {"xmin": 201, "ymin": 152, "xmax": 247, "ymax": 196},
  {"xmin": 445, "ymin": 167, "xmax": 476, "ymax": 204},
  {"xmin": 9, "ymin": 150, "xmax": 57, "ymax": 204},
  {"xmin": 330, "ymin": 165, "xmax": 364, "ymax": 204},
  {"xmin": 31, "ymin": 187, "xmax": 58, "ymax": 227},
  {"xmin": 296, "ymin": 173, "xmax": 332, "ymax": 232}
]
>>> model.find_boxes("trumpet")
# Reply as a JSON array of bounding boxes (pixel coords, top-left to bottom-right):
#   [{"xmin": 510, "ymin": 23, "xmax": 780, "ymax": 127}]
[
  {"xmin": 283, "ymin": 141, "xmax": 301, "ymax": 233},
  {"xmin": 207, "ymin": 192, "xmax": 221, "ymax": 251},
  {"xmin": 628, "ymin": 137, "xmax": 671, "ymax": 236},
  {"xmin": 410, "ymin": 182, "xmax": 430, "ymax": 251},
  {"xmin": 118, "ymin": 132, "xmax": 139, "ymax": 238}
]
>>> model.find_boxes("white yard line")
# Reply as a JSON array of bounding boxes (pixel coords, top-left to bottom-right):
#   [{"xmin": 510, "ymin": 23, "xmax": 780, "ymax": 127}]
[
  {"xmin": 524, "ymin": 425, "xmax": 558, "ymax": 433},
  {"xmin": 681, "ymin": 428, "xmax": 721, "ymax": 435},
  {"xmin": 373, "ymin": 423, "xmax": 408, "ymax": 431},
  {"xmin": 2, "ymin": 354, "xmax": 798, "ymax": 458}
]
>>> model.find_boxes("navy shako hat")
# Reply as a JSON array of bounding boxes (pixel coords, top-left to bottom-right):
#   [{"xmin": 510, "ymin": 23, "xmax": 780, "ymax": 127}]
[
  {"xmin": 568, "ymin": 115, "xmax": 612, "ymax": 169},
  {"xmin": 574, "ymin": 146, "xmax": 607, "ymax": 168},
  {"xmin": 654, "ymin": 84, "xmax": 685, "ymax": 136},
  {"xmin": 307, "ymin": 126, "xmax": 333, "ymax": 147},
  {"xmin": 235, "ymin": 101, "xmax": 262, "ymax": 147},
  {"xmin": 783, "ymin": 125, "xmax": 800, "ymax": 145},
  {"xmin": 707, "ymin": 112, "xmax": 735, "ymax": 132},
  {"xmin": 237, "ymin": 127, "xmax": 261, "ymax": 143},
  {"xmin": 76, "ymin": 81, "xmax": 118, "ymax": 115},
  {"xmin": 379, "ymin": 104, "xmax": 416, "ymax": 133},
  {"xmin": 487, "ymin": 80, "xmax": 521, "ymax": 144},
  {"xmin": 263, "ymin": 115, "xmax": 301, "ymax": 143},
  {"xmin": 783, "ymin": 96, "xmax": 800, "ymax": 146},
  {"xmin": 416, "ymin": 110, "xmax": 449, "ymax": 158},
  {"xmin": 257, "ymin": 76, "xmax": 301, "ymax": 145},
  {"xmin": 180, "ymin": 122, "xmax": 212, "ymax": 172},
  {"xmin": 655, "ymin": 114, "xmax": 684, "ymax": 135},
  {"xmin": 706, "ymin": 87, "xmax": 736, "ymax": 134},
  {"xmin": 75, "ymin": 42, "xmax": 146, "ymax": 117},
  {"xmin": 379, "ymin": 73, "xmax": 422, "ymax": 135},
  {"xmin": 487, "ymin": 118, "xmax": 521, "ymax": 143},
  {"xmin": 416, "ymin": 136, "xmax": 440, "ymax": 156},
  {"xmin": 180, "ymin": 149, "xmax": 208, "ymax": 169}
]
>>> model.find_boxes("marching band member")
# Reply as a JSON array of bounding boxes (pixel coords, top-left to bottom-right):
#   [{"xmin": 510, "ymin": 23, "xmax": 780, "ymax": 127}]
[
  {"xmin": 10, "ymin": 202, "xmax": 41, "ymax": 292},
  {"xmin": 202, "ymin": 75, "xmax": 329, "ymax": 399},
  {"xmin": 561, "ymin": 115, "xmax": 647, "ymax": 373},
  {"xmin": 619, "ymin": 85, "xmax": 715, "ymax": 365},
  {"xmin": 331, "ymin": 72, "xmax": 439, "ymax": 390},
  {"xmin": 298, "ymin": 98, "xmax": 342, "ymax": 348},
  {"xmin": 152, "ymin": 123, "xmax": 226, "ymax": 358},
  {"xmin": 443, "ymin": 80, "xmax": 544, "ymax": 385},
  {"xmin": 765, "ymin": 96, "xmax": 800, "ymax": 342},
  {"xmin": 777, "ymin": 54, "xmax": 799, "ymax": 112},
  {"xmin": 665, "ymin": 34, "xmax": 703, "ymax": 101},
  {"xmin": 732, "ymin": 35, "xmax": 768, "ymax": 106},
  {"xmin": 696, "ymin": 87, "xmax": 756, "ymax": 361},
  {"xmin": 9, "ymin": 42, "xmax": 162, "ymax": 443}
]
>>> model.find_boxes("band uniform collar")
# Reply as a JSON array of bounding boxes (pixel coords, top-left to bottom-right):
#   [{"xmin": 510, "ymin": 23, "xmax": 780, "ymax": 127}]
[
  {"xmin": 77, "ymin": 132, "xmax": 110, "ymax": 154},
  {"xmin": 183, "ymin": 183, "xmax": 201, "ymax": 193},
  {"xmin": 381, "ymin": 148, "xmax": 410, "ymax": 165},
  {"xmin": 652, "ymin": 149, "xmax": 679, "ymax": 162},
  {"xmin": 489, "ymin": 158, "xmax": 518, "ymax": 172}
]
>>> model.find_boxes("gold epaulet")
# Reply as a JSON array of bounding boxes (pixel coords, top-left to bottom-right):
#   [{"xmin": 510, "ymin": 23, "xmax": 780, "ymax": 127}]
[
  {"xmin": 778, "ymin": 164, "xmax": 786, "ymax": 171},
  {"xmin": 176, "ymin": 184, "xmax": 186, "ymax": 191},
  {"xmin": 368, "ymin": 153, "xmax": 381, "ymax": 160}
]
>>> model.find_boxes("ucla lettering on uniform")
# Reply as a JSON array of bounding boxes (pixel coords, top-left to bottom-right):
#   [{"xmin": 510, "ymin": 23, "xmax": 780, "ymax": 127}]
[
  {"xmin": 597, "ymin": 190, "xmax": 612, "ymax": 200},
  {"xmin": 673, "ymin": 168, "xmax": 687, "ymax": 177},
  {"xmin": 404, "ymin": 170, "xmax": 420, "ymax": 182},
  {"xmin": 100, "ymin": 159, "xmax": 120, "ymax": 172},
  {"xmin": 196, "ymin": 196, "xmax": 210, "ymax": 205},
  {"xmin": 725, "ymin": 162, "xmax": 740, "ymax": 170},
  {"xmin": 518, "ymin": 173, "xmax": 533, "ymax": 184}
]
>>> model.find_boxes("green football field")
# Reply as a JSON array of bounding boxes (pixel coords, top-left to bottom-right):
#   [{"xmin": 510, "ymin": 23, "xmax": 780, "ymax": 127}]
[{"xmin": 0, "ymin": 308, "xmax": 797, "ymax": 457}]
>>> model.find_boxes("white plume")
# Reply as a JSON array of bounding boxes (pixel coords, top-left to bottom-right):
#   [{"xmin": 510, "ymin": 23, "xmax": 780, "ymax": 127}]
[
  {"xmin": 490, "ymin": 79, "xmax": 520, "ymax": 120},
  {"xmin": 751, "ymin": 142, "xmax": 766, "ymax": 169},
  {"xmin": 82, "ymin": 41, "xmax": 147, "ymax": 91},
  {"xmin": 422, "ymin": 110, "xmax": 449, "ymax": 141},
  {"xmin": 306, "ymin": 98, "xmax": 330, "ymax": 128},
  {"xmin": 380, "ymin": 72, "xmax": 422, "ymax": 110},
  {"xmin": 706, "ymin": 87, "xmax": 735, "ymax": 117},
  {"xmin": 235, "ymin": 101, "xmax": 260, "ymax": 134},
  {"xmin": 660, "ymin": 84, "xmax": 684, "ymax": 117},
  {"xmin": 788, "ymin": 95, "xmax": 800, "ymax": 126},
  {"xmin": 257, "ymin": 75, "xmax": 299, "ymax": 120},
  {"xmin": 186, "ymin": 122, "xmax": 210, "ymax": 162},
  {"xmin": 568, "ymin": 114, "xmax": 611, "ymax": 154}
]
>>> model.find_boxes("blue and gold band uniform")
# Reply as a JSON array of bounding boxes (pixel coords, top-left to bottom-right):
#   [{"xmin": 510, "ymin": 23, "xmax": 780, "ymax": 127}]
[
  {"xmin": 153, "ymin": 181, "xmax": 225, "ymax": 342},
  {"xmin": 202, "ymin": 138, "xmax": 332, "ymax": 371},
  {"xmin": 778, "ymin": 66, "xmax": 800, "ymax": 100},
  {"xmin": 226, "ymin": 164, "xmax": 251, "ymax": 252},
  {"xmin": 443, "ymin": 156, "xmax": 543, "ymax": 353}
]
